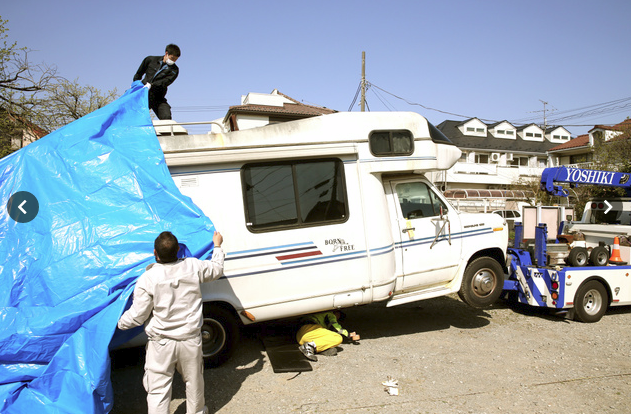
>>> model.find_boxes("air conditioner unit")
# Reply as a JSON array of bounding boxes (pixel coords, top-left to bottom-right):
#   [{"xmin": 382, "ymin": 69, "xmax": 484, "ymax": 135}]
[
  {"xmin": 490, "ymin": 153, "xmax": 501, "ymax": 162},
  {"xmin": 506, "ymin": 153, "xmax": 514, "ymax": 161}
]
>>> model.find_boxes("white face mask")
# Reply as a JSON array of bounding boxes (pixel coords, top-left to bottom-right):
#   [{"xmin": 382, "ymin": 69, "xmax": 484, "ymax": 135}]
[{"xmin": 165, "ymin": 58, "xmax": 175, "ymax": 66}]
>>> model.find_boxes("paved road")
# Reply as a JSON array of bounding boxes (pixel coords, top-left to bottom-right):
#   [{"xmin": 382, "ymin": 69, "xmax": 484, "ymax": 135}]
[{"xmin": 110, "ymin": 295, "xmax": 631, "ymax": 413}]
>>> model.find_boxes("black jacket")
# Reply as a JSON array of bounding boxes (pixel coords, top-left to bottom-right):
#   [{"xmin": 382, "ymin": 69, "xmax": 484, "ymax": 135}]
[{"xmin": 133, "ymin": 55, "xmax": 179, "ymax": 101}]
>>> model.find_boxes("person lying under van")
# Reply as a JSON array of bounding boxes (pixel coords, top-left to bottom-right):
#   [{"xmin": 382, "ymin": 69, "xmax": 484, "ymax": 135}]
[{"xmin": 296, "ymin": 310, "xmax": 360, "ymax": 361}]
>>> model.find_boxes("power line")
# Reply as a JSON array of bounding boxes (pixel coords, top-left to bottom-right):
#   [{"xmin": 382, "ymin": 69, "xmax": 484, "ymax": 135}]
[
  {"xmin": 368, "ymin": 82, "xmax": 493, "ymax": 121},
  {"xmin": 362, "ymin": 81, "xmax": 631, "ymax": 127},
  {"xmin": 368, "ymin": 84, "xmax": 397, "ymax": 111},
  {"xmin": 347, "ymin": 82, "xmax": 362, "ymax": 111},
  {"xmin": 171, "ymin": 105, "xmax": 231, "ymax": 113}
]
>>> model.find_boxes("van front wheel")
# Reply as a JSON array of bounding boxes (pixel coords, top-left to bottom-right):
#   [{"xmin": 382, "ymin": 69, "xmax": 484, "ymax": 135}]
[{"xmin": 458, "ymin": 257, "xmax": 504, "ymax": 309}]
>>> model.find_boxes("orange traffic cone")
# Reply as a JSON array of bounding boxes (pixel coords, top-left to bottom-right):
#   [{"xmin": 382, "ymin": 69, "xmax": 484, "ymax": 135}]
[{"xmin": 609, "ymin": 236, "xmax": 627, "ymax": 265}]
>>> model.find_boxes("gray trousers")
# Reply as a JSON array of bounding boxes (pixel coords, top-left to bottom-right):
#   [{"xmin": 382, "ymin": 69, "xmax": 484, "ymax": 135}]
[{"xmin": 144, "ymin": 335, "xmax": 206, "ymax": 414}]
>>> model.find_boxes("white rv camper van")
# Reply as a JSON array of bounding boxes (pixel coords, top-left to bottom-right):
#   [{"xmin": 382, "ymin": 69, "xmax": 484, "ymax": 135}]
[{"xmin": 156, "ymin": 111, "xmax": 508, "ymax": 365}]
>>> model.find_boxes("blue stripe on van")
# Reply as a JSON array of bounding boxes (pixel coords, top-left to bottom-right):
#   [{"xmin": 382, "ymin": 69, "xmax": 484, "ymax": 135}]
[
  {"xmin": 394, "ymin": 227, "xmax": 493, "ymax": 249},
  {"xmin": 222, "ymin": 243, "xmax": 394, "ymax": 279}
]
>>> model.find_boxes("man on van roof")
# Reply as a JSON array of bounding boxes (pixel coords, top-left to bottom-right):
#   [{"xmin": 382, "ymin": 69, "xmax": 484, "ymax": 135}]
[{"xmin": 133, "ymin": 44, "xmax": 181, "ymax": 120}]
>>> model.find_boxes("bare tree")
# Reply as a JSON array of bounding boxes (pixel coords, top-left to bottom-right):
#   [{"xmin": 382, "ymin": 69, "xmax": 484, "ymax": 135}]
[
  {"xmin": 33, "ymin": 78, "xmax": 118, "ymax": 132},
  {"xmin": 1, "ymin": 17, "xmax": 119, "ymax": 158},
  {"xmin": 0, "ymin": 17, "xmax": 57, "ymax": 157}
]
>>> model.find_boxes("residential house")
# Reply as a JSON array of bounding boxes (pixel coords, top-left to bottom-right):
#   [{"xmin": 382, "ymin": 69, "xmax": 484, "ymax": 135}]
[
  {"xmin": 154, "ymin": 89, "xmax": 336, "ymax": 136},
  {"xmin": 431, "ymin": 118, "xmax": 571, "ymax": 189},
  {"xmin": 429, "ymin": 118, "xmax": 571, "ymax": 211},
  {"xmin": 219, "ymin": 89, "xmax": 336, "ymax": 132},
  {"xmin": 548, "ymin": 118, "xmax": 631, "ymax": 168},
  {"xmin": 0, "ymin": 110, "xmax": 47, "ymax": 156}
]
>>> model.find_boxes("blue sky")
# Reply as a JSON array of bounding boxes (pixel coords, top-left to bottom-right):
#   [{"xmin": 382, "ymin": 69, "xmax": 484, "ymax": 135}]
[{"xmin": 4, "ymin": 0, "xmax": 631, "ymax": 136}]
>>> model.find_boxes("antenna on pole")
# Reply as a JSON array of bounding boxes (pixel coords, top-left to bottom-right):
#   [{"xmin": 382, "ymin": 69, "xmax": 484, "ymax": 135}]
[
  {"xmin": 539, "ymin": 99, "xmax": 548, "ymax": 132},
  {"xmin": 360, "ymin": 51, "xmax": 366, "ymax": 112}
]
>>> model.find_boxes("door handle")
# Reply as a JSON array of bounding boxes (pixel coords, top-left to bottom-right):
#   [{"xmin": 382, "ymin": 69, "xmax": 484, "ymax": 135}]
[{"xmin": 402, "ymin": 227, "xmax": 415, "ymax": 233}]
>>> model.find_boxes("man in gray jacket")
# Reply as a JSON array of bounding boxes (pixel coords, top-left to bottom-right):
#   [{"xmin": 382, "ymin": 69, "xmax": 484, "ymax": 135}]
[{"xmin": 118, "ymin": 230, "xmax": 224, "ymax": 414}]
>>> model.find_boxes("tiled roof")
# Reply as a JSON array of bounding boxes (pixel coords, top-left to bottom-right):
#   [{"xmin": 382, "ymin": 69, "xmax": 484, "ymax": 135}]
[
  {"xmin": 437, "ymin": 120, "xmax": 557, "ymax": 154},
  {"xmin": 227, "ymin": 102, "xmax": 336, "ymax": 117},
  {"xmin": 590, "ymin": 118, "xmax": 631, "ymax": 132},
  {"xmin": 226, "ymin": 90, "xmax": 336, "ymax": 118},
  {"xmin": 548, "ymin": 134, "xmax": 589, "ymax": 151}
]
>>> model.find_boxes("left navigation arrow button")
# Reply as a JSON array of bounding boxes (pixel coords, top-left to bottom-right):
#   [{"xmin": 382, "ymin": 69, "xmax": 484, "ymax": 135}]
[{"xmin": 6, "ymin": 191, "xmax": 39, "ymax": 223}]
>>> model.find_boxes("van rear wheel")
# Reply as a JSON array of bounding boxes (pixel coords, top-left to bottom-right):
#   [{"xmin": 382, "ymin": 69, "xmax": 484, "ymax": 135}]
[
  {"xmin": 202, "ymin": 305, "xmax": 240, "ymax": 367},
  {"xmin": 458, "ymin": 257, "xmax": 504, "ymax": 309}
]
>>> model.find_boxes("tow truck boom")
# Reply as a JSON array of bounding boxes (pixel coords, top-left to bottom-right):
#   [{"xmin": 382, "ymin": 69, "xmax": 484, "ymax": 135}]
[{"xmin": 540, "ymin": 166, "xmax": 631, "ymax": 197}]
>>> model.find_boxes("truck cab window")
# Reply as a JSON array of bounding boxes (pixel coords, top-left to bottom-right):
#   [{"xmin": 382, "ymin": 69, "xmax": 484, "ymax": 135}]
[
  {"xmin": 395, "ymin": 182, "xmax": 448, "ymax": 219},
  {"xmin": 242, "ymin": 159, "xmax": 348, "ymax": 231},
  {"xmin": 591, "ymin": 206, "xmax": 631, "ymax": 225}
]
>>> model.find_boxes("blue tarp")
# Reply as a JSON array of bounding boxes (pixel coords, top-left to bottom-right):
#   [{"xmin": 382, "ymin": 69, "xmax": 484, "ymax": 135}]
[{"xmin": 0, "ymin": 81, "xmax": 216, "ymax": 413}]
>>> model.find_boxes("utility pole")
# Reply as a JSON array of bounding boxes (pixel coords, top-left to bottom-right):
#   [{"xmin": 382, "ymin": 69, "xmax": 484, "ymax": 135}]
[{"xmin": 360, "ymin": 51, "xmax": 366, "ymax": 112}]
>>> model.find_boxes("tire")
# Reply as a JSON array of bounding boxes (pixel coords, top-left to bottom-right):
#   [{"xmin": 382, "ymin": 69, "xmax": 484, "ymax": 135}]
[
  {"xmin": 589, "ymin": 246, "xmax": 609, "ymax": 266},
  {"xmin": 202, "ymin": 305, "xmax": 240, "ymax": 367},
  {"xmin": 573, "ymin": 280, "xmax": 608, "ymax": 323},
  {"xmin": 567, "ymin": 247, "xmax": 588, "ymax": 267},
  {"xmin": 458, "ymin": 257, "xmax": 504, "ymax": 309}
]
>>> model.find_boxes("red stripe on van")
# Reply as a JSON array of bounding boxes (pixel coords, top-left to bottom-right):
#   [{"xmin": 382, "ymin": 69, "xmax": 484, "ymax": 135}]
[{"xmin": 276, "ymin": 251, "xmax": 322, "ymax": 261}]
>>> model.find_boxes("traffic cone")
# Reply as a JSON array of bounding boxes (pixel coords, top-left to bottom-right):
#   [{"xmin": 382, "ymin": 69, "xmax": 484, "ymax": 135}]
[{"xmin": 609, "ymin": 236, "xmax": 627, "ymax": 265}]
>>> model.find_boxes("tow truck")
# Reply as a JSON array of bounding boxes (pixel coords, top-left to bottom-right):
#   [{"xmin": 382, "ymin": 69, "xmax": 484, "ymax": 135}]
[{"xmin": 504, "ymin": 166, "xmax": 631, "ymax": 322}]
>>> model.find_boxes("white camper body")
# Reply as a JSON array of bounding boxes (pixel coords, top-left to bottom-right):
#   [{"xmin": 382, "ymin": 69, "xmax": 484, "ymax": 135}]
[{"xmin": 156, "ymin": 112, "xmax": 508, "ymax": 365}]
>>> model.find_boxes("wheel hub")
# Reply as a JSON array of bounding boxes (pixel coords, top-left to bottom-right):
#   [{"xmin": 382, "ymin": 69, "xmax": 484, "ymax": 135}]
[
  {"xmin": 202, "ymin": 318, "xmax": 226, "ymax": 358},
  {"xmin": 473, "ymin": 270, "xmax": 495, "ymax": 296},
  {"xmin": 583, "ymin": 289, "xmax": 603, "ymax": 315}
]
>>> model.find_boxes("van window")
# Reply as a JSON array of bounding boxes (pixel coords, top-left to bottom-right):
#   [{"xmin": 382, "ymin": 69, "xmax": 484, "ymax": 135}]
[
  {"xmin": 242, "ymin": 159, "xmax": 348, "ymax": 231},
  {"xmin": 395, "ymin": 182, "xmax": 448, "ymax": 219},
  {"xmin": 369, "ymin": 130, "xmax": 414, "ymax": 156}
]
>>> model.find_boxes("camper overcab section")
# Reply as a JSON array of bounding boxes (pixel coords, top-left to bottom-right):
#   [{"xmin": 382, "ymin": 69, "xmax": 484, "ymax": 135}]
[{"xmin": 157, "ymin": 112, "xmax": 508, "ymax": 365}]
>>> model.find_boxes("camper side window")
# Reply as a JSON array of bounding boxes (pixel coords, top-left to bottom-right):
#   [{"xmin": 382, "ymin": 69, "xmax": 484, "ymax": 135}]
[
  {"xmin": 242, "ymin": 159, "xmax": 348, "ymax": 232},
  {"xmin": 369, "ymin": 130, "xmax": 414, "ymax": 156}
]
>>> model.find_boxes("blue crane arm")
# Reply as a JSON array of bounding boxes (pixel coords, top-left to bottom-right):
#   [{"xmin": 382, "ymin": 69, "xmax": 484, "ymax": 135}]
[{"xmin": 540, "ymin": 167, "xmax": 631, "ymax": 197}]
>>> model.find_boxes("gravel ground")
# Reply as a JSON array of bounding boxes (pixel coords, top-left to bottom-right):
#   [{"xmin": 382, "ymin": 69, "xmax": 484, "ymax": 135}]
[{"xmin": 110, "ymin": 295, "xmax": 631, "ymax": 414}]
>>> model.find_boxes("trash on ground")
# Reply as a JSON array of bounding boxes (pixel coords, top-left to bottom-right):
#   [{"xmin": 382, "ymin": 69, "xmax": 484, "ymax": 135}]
[{"xmin": 382, "ymin": 376, "xmax": 399, "ymax": 396}]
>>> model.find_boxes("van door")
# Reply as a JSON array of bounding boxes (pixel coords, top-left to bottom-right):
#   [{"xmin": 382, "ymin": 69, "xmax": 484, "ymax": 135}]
[{"xmin": 387, "ymin": 178, "xmax": 463, "ymax": 290}]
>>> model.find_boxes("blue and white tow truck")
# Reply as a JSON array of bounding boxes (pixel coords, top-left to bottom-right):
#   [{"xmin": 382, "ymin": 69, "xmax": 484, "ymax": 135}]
[{"xmin": 504, "ymin": 167, "xmax": 631, "ymax": 322}]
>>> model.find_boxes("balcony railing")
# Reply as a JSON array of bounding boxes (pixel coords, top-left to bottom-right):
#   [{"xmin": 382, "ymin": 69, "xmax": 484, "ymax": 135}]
[
  {"xmin": 564, "ymin": 162, "xmax": 596, "ymax": 169},
  {"xmin": 453, "ymin": 162, "xmax": 545, "ymax": 177}
]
